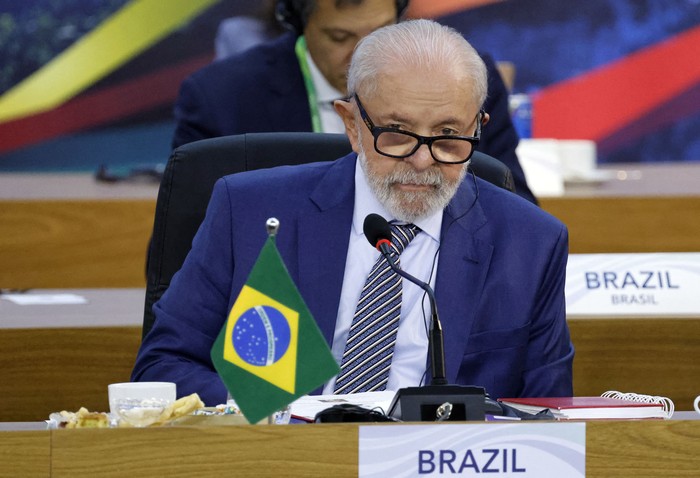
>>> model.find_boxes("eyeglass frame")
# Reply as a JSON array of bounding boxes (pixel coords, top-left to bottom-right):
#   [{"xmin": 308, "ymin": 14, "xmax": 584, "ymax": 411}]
[{"xmin": 352, "ymin": 93, "xmax": 484, "ymax": 164}]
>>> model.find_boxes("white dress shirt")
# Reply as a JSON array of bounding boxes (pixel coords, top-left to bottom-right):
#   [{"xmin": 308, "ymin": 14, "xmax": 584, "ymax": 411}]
[
  {"xmin": 322, "ymin": 160, "xmax": 442, "ymax": 394},
  {"xmin": 305, "ymin": 48, "xmax": 346, "ymax": 134}
]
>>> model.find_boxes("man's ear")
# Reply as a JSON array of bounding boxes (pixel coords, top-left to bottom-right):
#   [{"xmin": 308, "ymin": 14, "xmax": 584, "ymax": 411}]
[
  {"xmin": 334, "ymin": 99, "xmax": 361, "ymax": 154},
  {"xmin": 482, "ymin": 111, "xmax": 490, "ymax": 127}
]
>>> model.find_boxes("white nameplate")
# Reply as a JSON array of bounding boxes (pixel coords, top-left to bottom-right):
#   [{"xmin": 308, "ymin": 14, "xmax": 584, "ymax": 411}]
[
  {"xmin": 359, "ymin": 423, "xmax": 585, "ymax": 477},
  {"xmin": 566, "ymin": 253, "xmax": 700, "ymax": 316}
]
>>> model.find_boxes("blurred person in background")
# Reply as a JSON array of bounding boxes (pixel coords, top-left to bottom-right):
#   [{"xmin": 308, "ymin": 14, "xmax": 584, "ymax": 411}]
[{"xmin": 214, "ymin": 0, "xmax": 285, "ymax": 59}]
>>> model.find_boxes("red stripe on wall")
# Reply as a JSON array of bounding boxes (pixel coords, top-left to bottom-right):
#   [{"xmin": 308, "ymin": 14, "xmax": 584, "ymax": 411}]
[
  {"xmin": 0, "ymin": 54, "xmax": 211, "ymax": 154},
  {"xmin": 533, "ymin": 26, "xmax": 700, "ymax": 141},
  {"xmin": 598, "ymin": 81, "xmax": 700, "ymax": 155}
]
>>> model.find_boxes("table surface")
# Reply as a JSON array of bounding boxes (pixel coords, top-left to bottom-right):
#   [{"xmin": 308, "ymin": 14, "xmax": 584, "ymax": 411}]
[
  {"xmin": 1, "ymin": 161, "xmax": 698, "ymax": 200},
  {"xmin": 0, "ymin": 288, "xmax": 144, "ymax": 329},
  {"xmin": 1, "ymin": 411, "xmax": 699, "ymax": 431},
  {"xmin": 1, "ymin": 418, "xmax": 700, "ymax": 478},
  {"xmin": 563, "ymin": 161, "xmax": 700, "ymax": 197},
  {"xmin": 0, "ymin": 173, "xmax": 159, "ymax": 200}
]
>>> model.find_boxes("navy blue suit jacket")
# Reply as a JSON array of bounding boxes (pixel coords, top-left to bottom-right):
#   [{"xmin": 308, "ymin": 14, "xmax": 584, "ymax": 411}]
[
  {"xmin": 132, "ymin": 153, "xmax": 573, "ymax": 405},
  {"xmin": 172, "ymin": 32, "xmax": 537, "ymax": 204}
]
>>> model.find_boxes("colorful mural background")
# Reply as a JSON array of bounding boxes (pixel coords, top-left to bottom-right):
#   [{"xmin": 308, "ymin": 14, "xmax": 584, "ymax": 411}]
[
  {"xmin": 437, "ymin": 0, "xmax": 700, "ymax": 164},
  {"xmin": 0, "ymin": 0, "xmax": 698, "ymax": 173}
]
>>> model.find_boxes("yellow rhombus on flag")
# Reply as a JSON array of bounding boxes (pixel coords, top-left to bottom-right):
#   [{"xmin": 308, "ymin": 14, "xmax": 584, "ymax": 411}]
[{"xmin": 211, "ymin": 236, "xmax": 339, "ymax": 424}]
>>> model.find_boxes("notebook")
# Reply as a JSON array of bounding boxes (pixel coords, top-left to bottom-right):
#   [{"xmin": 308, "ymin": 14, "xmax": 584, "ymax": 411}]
[{"xmin": 498, "ymin": 391, "xmax": 674, "ymax": 420}]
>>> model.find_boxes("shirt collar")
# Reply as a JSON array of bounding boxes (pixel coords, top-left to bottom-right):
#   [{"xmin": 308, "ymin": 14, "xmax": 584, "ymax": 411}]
[
  {"xmin": 305, "ymin": 46, "xmax": 344, "ymax": 104},
  {"xmin": 353, "ymin": 158, "xmax": 443, "ymax": 244}
]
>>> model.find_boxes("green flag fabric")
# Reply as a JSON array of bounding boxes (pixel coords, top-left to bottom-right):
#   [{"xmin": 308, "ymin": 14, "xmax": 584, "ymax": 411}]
[{"xmin": 211, "ymin": 236, "xmax": 340, "ymax": 424}]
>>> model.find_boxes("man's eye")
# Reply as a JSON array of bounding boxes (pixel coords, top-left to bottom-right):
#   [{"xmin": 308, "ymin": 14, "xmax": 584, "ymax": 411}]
[
  {"xmin": 329, "ymin": 32, "xmax": 352, "ymax": 43},
  {"xmin": 440, "ymin": 128, "xmax": 459, "ymax": 136}
]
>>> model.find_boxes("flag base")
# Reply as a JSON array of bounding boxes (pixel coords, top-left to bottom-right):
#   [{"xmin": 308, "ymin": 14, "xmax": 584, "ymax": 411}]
[{"xmin": 388, "ymin": 385, "xmax": 486, "ymax": 422}]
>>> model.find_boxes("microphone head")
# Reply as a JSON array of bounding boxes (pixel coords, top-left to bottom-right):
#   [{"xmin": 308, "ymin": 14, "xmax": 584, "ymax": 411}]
[{"xmin": 363, "ymin": 213, "xmax": 392, "ymax": 248}]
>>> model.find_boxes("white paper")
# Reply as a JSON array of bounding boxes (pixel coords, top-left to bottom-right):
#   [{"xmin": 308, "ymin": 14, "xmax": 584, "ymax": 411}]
[{"xmin": 1, "ymin": 293, "xmax": 88, "ymax": 305}]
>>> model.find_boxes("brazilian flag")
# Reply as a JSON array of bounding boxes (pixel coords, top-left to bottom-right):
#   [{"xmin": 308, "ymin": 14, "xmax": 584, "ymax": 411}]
[{"xmin": 211, "ymin": 236, "xmax": 340, "ymax": 424}]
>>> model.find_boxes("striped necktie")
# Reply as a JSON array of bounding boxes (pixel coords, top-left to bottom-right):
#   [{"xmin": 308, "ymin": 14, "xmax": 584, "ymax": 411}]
[{"xmin": 334, "ymin": 223, "xmax": 420, "ymax": 394}]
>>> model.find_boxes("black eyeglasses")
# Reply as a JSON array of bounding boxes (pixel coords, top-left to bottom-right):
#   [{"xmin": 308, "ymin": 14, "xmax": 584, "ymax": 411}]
[{"xmin": 354, "ymin": 94, "xmax": 483, "ymax": 164}]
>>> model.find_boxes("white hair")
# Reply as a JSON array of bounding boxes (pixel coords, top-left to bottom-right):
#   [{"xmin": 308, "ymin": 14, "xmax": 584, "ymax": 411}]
[{"xmin": 347, "ymin": 19, "xmax": 488, "ymax": 107}]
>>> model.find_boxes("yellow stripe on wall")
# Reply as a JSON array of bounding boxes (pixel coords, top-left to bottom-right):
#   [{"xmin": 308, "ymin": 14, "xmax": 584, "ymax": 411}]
[{"xmin": 0, "ymin": 0, "xmax": 220, "ymax": 123}]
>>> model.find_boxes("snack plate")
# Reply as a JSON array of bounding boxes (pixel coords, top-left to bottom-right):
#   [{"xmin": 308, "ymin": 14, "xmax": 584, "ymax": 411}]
[{"xmin": 48, "ymin": 410, "xmax": 251, "ymax": 428}]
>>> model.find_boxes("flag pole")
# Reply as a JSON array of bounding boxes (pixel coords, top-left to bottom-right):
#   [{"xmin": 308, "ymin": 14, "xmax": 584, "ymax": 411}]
[
  {"xmin": 266, "ymin": 217, "xmax": 279, "ymax": 425},
  {"xmin": 211, "ymin": 214, "xmax": 338, "ymax": 424},
  {"xmin": 266, "ymin": 217, "xmax": 279, "ymax": 238}
]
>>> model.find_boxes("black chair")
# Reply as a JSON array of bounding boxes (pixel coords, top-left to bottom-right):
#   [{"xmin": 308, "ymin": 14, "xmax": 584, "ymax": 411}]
[{"xmin": 142, "ymin": 132, "xmax": 515, "ymax": 338}]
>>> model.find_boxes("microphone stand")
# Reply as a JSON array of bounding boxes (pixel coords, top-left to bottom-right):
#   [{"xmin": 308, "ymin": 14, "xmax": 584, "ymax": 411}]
[
  {"xmin": 378, "ymin": 243, "xmax": 447, "ymax": 386},
  {"xmin": 377, "ymin": 243, "xmax": 485, "ymax": 422}
]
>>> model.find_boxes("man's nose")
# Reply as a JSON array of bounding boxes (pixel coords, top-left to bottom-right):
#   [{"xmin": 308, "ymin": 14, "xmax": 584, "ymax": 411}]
[{"xmin": 405, "ymin": 144, "xmax": 434, "ymax": 171}]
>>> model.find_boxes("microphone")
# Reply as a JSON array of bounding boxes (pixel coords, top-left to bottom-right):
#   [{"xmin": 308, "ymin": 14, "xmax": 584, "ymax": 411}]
[
  {"xmin": 362, "ymin": 213, "xmax": 447, "ymax": 386},
  {"xmin": 362, "ymin": 213, "xmax": 486, "ymax": 422}
]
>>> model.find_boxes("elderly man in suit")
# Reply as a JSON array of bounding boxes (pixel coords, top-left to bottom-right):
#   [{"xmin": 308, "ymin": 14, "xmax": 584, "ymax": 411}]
[{"xmin": 133, "ymin": 19, "xmax": 573, "ymax": 405}]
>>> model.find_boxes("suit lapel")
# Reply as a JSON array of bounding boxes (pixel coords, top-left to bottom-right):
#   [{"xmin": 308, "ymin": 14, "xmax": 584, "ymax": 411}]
[
  {"xmin": 435, "ymin": 175, "xmax": 494, "ymax": 384},
  {"xmin": 294, "ymin": 161, "xmax": 495, "ymax": 381},
  {"xmin": 297, "ymin": 154, "xmax": 356, "ymax": 345}
]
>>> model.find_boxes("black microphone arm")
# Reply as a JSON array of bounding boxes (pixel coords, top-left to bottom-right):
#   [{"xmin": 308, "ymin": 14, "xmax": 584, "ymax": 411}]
[
  {"xmin": 376, "ymin": 242, "xmax": 448, "ymax": 386},
  {"xmin": 362, "ymin": 213, "xmax": 486, "ymax": 421},
  {"xmin": 363, "ymin": 214, "xmax": 447, "ymax": 386}
]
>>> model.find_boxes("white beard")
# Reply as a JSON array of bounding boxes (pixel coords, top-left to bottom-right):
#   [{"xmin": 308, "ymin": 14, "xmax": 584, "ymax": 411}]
[{"xmin": 357, "ymin": 142, "xmax": 468, "ymax": 223}]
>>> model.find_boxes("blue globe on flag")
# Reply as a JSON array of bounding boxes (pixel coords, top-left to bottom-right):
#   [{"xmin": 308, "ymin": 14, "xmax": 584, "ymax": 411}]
[{"xmin": 232, "ymin": 305, "xmax": 291, "ymax": 366}]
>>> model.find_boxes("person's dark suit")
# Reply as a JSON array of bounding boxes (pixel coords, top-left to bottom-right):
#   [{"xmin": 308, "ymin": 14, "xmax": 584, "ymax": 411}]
[
  {"xmin": 172, "ymin": 32, "xmax": 537, "ymax": 204},
  {"xmin": 132, "ymin": 153, "xmax": 573, "ymax": 406}
]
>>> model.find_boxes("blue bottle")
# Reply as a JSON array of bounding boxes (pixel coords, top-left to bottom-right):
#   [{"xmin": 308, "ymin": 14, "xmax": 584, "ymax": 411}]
[{"xmin": 509, "ymin": 93, "xmax": 532, "ymax": 139}]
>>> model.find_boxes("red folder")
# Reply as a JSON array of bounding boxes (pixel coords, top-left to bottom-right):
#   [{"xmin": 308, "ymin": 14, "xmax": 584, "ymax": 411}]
[{"xmin": 498, "ymin": 396, "xmax": 668, "ymax": 420}]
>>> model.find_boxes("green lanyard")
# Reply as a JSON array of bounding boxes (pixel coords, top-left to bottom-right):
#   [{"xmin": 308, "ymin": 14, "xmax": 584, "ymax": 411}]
[{"xmin": 294, "ymin": 36, "xmax": 322, "ymax": 133}]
